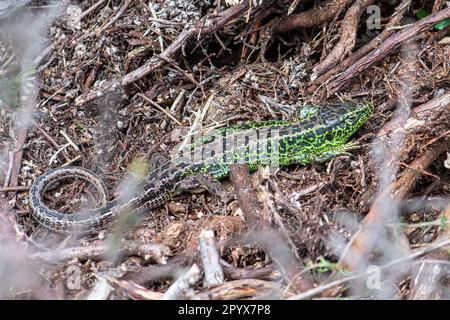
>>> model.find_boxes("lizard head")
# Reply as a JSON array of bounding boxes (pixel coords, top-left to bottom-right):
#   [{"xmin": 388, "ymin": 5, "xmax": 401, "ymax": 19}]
[{"xmin": 321, "ymin": 101, "xmax": 373, "ymax": 135}]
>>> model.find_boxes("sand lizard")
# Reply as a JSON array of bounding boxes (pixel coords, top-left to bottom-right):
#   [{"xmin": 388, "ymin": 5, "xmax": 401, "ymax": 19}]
[{"xmin": 29, "ymin": 102, "xmax": 373, "ymax": 233}]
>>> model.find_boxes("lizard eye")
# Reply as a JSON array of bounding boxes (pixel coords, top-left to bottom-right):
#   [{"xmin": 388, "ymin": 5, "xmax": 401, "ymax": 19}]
[{"xmin": 320, "ymin": 107, "xmax": 345, "ymax": 125}]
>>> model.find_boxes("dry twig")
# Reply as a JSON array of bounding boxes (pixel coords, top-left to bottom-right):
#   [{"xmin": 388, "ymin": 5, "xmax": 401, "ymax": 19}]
[
  {"xmin": 95, "ymin": 0, "xmax": 133, "ymax": 36},
  {"xmin": 30, "ymin": 241, "xmax": 171, "ymax": 264},
  {"xmin": 340, "ymin": 136, "xmax": 450, "ymax": 271},
  {"xmin": 80, "ymin": 0, "xmax": 107, "ymax": 20}
]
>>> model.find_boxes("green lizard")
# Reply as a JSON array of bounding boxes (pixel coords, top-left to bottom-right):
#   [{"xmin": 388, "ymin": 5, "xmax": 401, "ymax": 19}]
[{"xmin": 29, "ymin": 101, "xmax": 373, "ymax": 233}]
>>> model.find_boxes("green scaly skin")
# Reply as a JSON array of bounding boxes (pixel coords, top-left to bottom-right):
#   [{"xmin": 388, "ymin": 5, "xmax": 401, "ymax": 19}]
[
  {"xmin": 176, "ymin": 101, "xmax": 373, "ymax": 178},
  {"xmin": 29, "ymin": 101, "xmax": 373, "ymax": 233}
]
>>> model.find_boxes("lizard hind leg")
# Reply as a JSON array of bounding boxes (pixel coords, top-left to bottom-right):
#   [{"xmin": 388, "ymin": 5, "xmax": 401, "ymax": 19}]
[{"xmin": 174, "ymin": 173, "xmax": 233, "ymax": 205}]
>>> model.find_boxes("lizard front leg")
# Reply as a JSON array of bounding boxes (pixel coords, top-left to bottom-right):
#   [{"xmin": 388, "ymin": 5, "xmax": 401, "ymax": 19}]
[
  {"xmin": 287, "ymin": 142, "xmax": 361, "ymax": 165},
  {"xmin": 311, "ymin": 142, "xmax": 361, "ymax": 163}
]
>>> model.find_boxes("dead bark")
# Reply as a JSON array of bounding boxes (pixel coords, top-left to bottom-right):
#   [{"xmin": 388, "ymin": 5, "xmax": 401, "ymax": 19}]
[{"xmin": 199, "ymin": 229, "xmax": 224, "ymax": 287}]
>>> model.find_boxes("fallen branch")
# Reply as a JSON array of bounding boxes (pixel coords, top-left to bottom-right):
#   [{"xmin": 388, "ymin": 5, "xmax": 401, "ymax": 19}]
[
  {"xmin": 326, "ymin": 7, "xmax": 450, "ymax": 94},
  {"xmin": 30, "ymin": 241, "xmax": 171, "ymax": 264},
  {"xmin": 195, "ymin": 278, "xmax": 285, "ymax": 300},
  {"xmin": 312, "ymin": 0, "xmax": 375, "ymax": 79},
  {"xmin": 229, "ymin": 164, "xmax": 268, "ymax": 227},
  {"xmin": 102, "ymin": 274, "xmax": 162, "ymax": 300},
  {"xmin": 308, "ymin": 0, "xmax": 411, "ymax": 91},
  {"xmin": 273, "ymin": 0, "xmax": 352, "ymax": 33}
]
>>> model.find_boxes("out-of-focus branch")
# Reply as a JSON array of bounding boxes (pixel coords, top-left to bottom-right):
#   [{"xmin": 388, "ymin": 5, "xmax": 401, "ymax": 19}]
[
  {"xmin": 340, "ymin": 136, "xmax": 450, "ymax": 271},
  {"xmin": 30, "ymin": 241, "xmax": 171, "ymax": 264},
  {"xmin": 199, "ymin": 229, "xmax": 224, "ymax": 287},
  {"xmin": 377, "ymin": 91, "xmax": 450, "ymax": 137},
  {"xmin": 338, "ymin": 92, "xmax": 450, "ymax": 271},
  {"xmin": 409, "ymin": 203, "xmax": 450, "ymax": 299}
]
